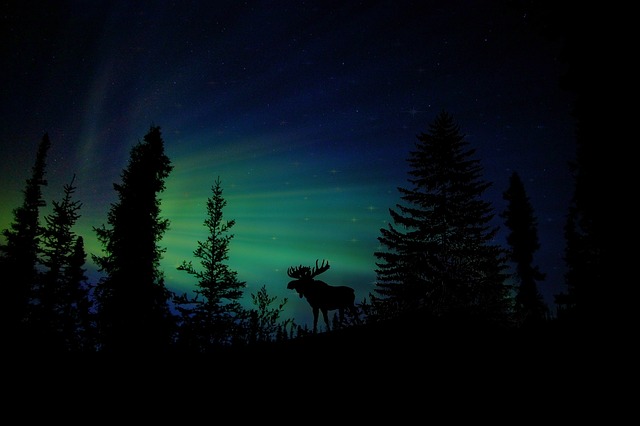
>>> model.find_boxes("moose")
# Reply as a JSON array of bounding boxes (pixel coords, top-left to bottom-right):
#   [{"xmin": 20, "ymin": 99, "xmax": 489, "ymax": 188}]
[{"xmin": 287, "ymin": 259, "xmax": 359, "ymax": 332}]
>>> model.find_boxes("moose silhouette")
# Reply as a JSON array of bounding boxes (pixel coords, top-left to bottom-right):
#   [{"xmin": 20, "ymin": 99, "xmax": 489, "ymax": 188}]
[{"xmin": 287, "ymin": 259, "xmax": 359, "ymax": 332}]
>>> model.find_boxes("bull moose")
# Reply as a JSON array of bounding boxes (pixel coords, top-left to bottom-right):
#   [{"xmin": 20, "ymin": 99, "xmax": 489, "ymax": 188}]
[{"xmin": 287, "ymin": 259, "xmax": 359, "ymax": 332}]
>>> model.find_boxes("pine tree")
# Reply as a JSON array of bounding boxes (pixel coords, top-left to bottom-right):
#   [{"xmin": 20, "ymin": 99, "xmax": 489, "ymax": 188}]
[
  {"xmin": 38, "ymin": 175, "xmax": 94, "ymax": 350},
  {"xmin": 511, "ymin": 0, "xmax": 601, "ymax": 330},
  {"xmin": 372, "ymin": 111, "xmax": 512, "ymax": 325},
  {"xmin": 556, "ymin": 171, "xmax": 594, "ymax": 324},
  {"xmin": 92, "ymin": 126, "xmax": 175, "ymax": 352},
  {"xmin": 67, "ymin": 236, "xmax": 96, "ymax": 350},
  {"xmin": 501, "ymin": 171, "xmax": 548, "ymax": 326},
  {"xmin": 174, "ymin": 176, "xmax": 246, "ymax": 351},
  {"xmin": 0, "ymin": 133, "xmax": 50, "ymax": 341},
  {"xmin": 554, "ymin": 102, "xmax": 601, "ymax": 326}
]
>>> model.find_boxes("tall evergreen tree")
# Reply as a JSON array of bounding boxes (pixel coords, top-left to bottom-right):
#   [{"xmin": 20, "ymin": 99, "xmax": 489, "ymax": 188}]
[
  {"xmin": 509, "ymin": 0, "xmax": 601, "ymax": 330},
  {"xmin": 38, "ymin": 175, "xmax": 94, "ymax": 350},
  {"xmin": 92, "ymin": 126, "xmax": 175, "ymax": 352},
  {"xmin": 558, "ymin": 9, "xmax": 600, "ymax": 328},
  {"xmin": 174, "ymin": 177, "xmax": 246, "ymax": 351},
  {"xmin": 556, "ymin": 149, "xmax": 597, "ymax": 324},
  {"xmin": 372, "ymin": 111, "xmax": 512, "ymax": 325},
  {"xmin": 67, "ymin": 236, "xmax": 96, "ymax": 350},
  {"xmin": 0, "ymin": 133, "xmax": 50, "ymax": 340},
  {"xmin": 501, "ymin": 171, "xmax": 548, "ymax": 326}
]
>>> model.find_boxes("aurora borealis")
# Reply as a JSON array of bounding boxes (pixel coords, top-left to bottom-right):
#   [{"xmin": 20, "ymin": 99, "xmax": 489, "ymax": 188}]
[{"xmin": 0, "ymin": 1, "xmax": 576, "ymax": 327}]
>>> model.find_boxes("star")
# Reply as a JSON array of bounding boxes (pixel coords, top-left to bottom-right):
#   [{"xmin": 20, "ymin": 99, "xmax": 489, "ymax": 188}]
[{"xmin": 403, "ymin": 107, "xmax": 427, "ymax": 117}]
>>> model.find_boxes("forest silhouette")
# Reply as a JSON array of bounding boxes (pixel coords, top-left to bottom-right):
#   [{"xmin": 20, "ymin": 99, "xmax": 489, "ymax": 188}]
[
  {"xmin": 0, "ymin": 3, "xmax": 596, "ymax": 356},
  {"xmin": 0, "ymin": 106, "xmax": 588, "ymax": 356}
]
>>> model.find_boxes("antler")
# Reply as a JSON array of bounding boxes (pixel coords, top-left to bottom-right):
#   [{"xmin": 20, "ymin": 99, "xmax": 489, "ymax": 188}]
[
  {"xmin": 287, "ymin": 264, "xmax": 312, "ymax": 279},
  {"xmin": 310, "ymin": 259, "xmax": 330, "ymax": 278},
  {"xmin": 287, "ymin": 259, "xmax": 330, "ymax": 279}
]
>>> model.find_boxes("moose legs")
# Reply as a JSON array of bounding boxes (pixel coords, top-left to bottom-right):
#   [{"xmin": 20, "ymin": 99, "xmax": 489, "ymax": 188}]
[
  {"xmin": 312, "ymin": 307, "xmax": 331, "ymax": 333},
  {"xmin": 312, "ymin": 306, "xmax": 362, "ymax": 332}
]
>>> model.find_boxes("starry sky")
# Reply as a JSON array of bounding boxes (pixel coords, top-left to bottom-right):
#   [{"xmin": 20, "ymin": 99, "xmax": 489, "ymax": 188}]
[{"xmin": 0, "ymin": 0, "xmax": 575, "ymax": 328}]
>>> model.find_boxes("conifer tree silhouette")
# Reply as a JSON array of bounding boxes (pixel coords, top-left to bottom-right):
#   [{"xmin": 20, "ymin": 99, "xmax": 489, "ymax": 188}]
[
  {"xmin": 372, "ymin": 111, "xmax": 512, "ymax": 325},
  {"xmin": 38, "ymin": 175, "xmax": 94, "ymax": 350},
  {"xmin": 174, "ymin": 176, "xmax": 246, "ymax": 351},
  {"xmin": 93, "ymin": 126, "xmax": 175, "ymax": 352},
  {"xmin": 509, "ymin": 0, "xmax": 600, "ymax": 330},
  {"xmin": 501, "ymin": 171, "xmax": 548, "ymax": 326},
  {"xmin": 0, "ymin": 133, "xmax": 50, "ymax": 343}
]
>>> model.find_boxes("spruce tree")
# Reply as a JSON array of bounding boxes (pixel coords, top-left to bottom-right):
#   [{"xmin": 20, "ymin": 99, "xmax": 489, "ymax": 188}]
[
  {"xmin": 174, "ymin": 177, "xmax": 246, "ymax": 351},
  {"xmin": 39, "ymin": 175, "xmax": 94, "ymax": 350},
  {"xmin": 67, "ymin": 236, "xmax": 96, "ymax": 350},
  {"xmin": 0, "ymin": 133, "xmax": 50, "ymax": 341},
  {"xmin": 501, "ymin": 171, "xmax": 548, "ymax": 326},
  {"xmin": 372, "ymin": 111, "xmax": 512, "ymax": 325},
  {"xmin": 557, "ymin": 185, "xmax": 592, "ymax": 324},
  {"xmin": 556, "ymin": 126, "xmax": 600, "ymax": 326},
  {"xmin": 92, "ymin": 126, "xmax": 175, "ymax": 352},
  {"xmin": 512, "ymin": 0, "xmax": 600, "ymax": 329}
]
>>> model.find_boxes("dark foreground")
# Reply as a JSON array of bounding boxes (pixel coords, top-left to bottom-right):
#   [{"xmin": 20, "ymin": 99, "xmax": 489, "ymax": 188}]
[{"xmin": 9, "ymin": 313, "xmax": 589, "ymax": 403}]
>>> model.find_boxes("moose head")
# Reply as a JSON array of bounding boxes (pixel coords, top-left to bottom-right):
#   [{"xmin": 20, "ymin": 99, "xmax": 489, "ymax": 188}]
[{"xmin": 287, "ymin": 259, "xmax": 359, "ymax": 332}]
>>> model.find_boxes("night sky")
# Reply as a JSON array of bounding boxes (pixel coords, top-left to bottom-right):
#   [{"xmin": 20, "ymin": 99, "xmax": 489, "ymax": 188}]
[{"xmin": 0, "ymin": 1, "xmax": 575, "ymax": 328}]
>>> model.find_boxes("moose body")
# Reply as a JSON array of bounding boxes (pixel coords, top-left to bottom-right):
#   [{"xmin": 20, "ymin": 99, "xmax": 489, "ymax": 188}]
[{"xmin": 287, "ymin": 259, "xmax": 359, "ymax": 332}]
